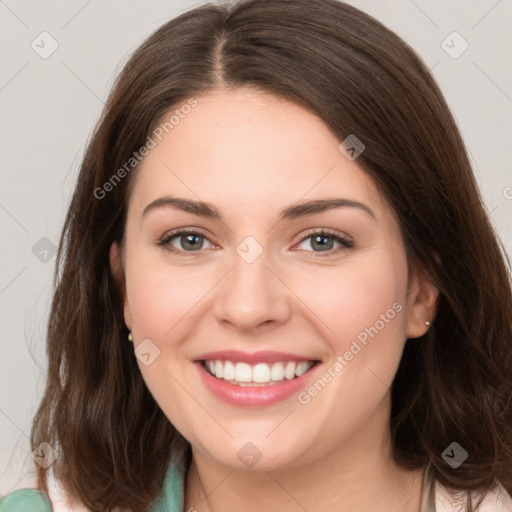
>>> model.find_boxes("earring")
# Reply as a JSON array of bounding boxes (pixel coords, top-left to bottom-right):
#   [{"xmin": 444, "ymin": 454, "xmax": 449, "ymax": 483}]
[
  {"xmin": 128, "ymin": 332, "xmax": 133, "ymax": 342},
  {"xmin": 425, "ymin": 321, "xmax": 431, "ymax": 326}
]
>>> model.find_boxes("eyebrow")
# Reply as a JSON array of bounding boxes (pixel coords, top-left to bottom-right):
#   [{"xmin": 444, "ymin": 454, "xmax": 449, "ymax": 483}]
[{"xmin": 142, "ymin": 196, "xmax": 376, "ymax": 222}]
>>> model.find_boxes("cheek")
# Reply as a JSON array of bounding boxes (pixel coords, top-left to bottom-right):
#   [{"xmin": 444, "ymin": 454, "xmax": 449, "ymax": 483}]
[
  {"xmin": 124, "ymin": 251, "xmax": 214, "ymax": 341},
  {"xmin": 289, "ymin": 255, "xmax": 409, "ymax": 435},
  {"xmin": 287, "ymin": 254, "xmax": 407, "ymax": 351},
  {"xmin": 123, "ymin": 250, "xmax": 210, "ymax": 428}
]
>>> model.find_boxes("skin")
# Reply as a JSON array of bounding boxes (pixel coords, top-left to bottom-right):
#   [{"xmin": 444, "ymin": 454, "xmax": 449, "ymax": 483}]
[{"xmin": 110, "ymin": 87, "xmax": 439, "ymax": 512}]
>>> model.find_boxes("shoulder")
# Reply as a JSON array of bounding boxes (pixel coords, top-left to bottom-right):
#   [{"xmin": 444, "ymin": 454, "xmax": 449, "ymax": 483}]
[
  {"xmin": 1, "ymin": 469, "xmax": 91, "ymax": 512},
  {"xmin": 434, "ymin": 479, "xmax": 512, "ymax": 511},
  {"xmin": 0, "ymin": 488, "xmax": 52, "ymax": 511},
  {"xmin": 0, "ymin": 461, "xmax": 184, "ymax": 512}
]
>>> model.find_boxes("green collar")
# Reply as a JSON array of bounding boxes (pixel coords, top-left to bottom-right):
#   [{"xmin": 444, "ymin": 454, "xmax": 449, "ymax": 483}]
[{"xmin": 152, "ymin": 459, "xmax": 185, "ymax": 512}]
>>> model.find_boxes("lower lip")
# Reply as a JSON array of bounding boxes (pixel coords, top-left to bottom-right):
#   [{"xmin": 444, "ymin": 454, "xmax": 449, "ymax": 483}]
[{"xmin": 195, "ymin": 361, "xmax": 319, "ymax": 407}]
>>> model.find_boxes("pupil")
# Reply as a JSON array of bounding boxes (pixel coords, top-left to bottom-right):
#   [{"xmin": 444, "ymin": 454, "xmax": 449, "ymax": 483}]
[
  {"xmin": 313, "ymin": 235, "xmax": 332, "ymax": 252},
  {"xmin": 183, "ymin": 234, "xmax": 201, "ymax": 250}
]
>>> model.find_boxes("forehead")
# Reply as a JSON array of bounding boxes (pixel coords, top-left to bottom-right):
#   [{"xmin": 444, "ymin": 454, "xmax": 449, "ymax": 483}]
[{"xmin": 128, "ymin": 87, "xmax": 388, "ymax": 222}]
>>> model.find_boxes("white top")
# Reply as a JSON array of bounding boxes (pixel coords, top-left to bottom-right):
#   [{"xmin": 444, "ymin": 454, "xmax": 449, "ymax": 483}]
[{"xmin": 420, "ymin": 466, "xmax": 512, "ymax": 511}]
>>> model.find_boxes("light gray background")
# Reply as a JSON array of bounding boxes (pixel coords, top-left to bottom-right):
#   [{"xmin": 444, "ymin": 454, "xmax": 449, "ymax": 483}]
[{"xmin": 1, "ymin": 0, "xmax": 511, "ymax": 496}]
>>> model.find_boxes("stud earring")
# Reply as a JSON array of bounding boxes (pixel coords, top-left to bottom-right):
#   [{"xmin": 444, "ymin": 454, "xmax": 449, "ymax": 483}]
[
  {"xmin": 128, "ymin": 332, "xmax": 133, "ymax": 342},
  {"xmin": 425, "ymin": 321, "xmax": 431, "ymax": 326}
]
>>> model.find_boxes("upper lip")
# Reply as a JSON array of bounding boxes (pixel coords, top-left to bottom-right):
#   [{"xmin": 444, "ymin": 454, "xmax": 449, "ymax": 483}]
[{"xmin": 195, "ymin": 350, "xmax": 319, "ymax": 364}]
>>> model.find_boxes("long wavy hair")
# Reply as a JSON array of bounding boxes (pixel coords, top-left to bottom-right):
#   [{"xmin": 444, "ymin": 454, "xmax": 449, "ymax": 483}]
[{"xmin": 30, "ymin": 0, "xmax": 512, "ymax": 510}]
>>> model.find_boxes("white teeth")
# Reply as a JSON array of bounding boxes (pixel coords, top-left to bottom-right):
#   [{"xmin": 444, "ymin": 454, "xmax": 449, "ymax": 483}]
[
  {"xmin": 252, "ymin": 363, "xmax": 271, "ymax": 383},
  {"xmin": 284, "ymin": 362, "xmax": 296, "ymax": 380},
  {"xmin": 270, "ymin": 362, "xmax": 284, "ymax": 381},
  {"xmin": 295, "ymin": 362, "xmax": 310, "ymax": 377},
  {"xmin": 204, "ymin": 360, "xmax": 315, "ymax": 385},
  {"xmin": 214, "ymin": 360, "xmax": 223, "ymax": 379},
  {"xmin": 223, "ymin": 360, "xmax": 235, "ymax": 380},
  {"xmin": 234, "ymin": 362, "xmax": 252, "ymax": 382}
]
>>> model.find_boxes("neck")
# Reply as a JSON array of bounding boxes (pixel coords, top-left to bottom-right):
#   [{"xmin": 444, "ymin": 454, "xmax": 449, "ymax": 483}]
[{"xmin": 184, "ymin": 397, "xmax": 425, "ymax": 512}]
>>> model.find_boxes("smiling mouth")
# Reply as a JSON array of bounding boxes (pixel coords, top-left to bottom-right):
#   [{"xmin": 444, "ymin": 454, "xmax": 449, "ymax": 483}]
[{"xmin": 201, "ymin": 359, "xmax": 319, "ymax": 386}]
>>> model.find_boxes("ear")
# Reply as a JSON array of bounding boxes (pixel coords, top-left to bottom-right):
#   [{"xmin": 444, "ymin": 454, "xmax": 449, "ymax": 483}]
[
  {"xmin": 405, "ymin": 265, "xmax": 439, "ymax": 339},
  {"xmin": 109, "ymin": 242, "xmax": 132, "ymax": 331}
]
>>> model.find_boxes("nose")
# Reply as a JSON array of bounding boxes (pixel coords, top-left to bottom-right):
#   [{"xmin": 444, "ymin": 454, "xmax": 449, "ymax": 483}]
[{"xmin": 213, "ymin": 247, "xmax": 292, "ymax": 334}]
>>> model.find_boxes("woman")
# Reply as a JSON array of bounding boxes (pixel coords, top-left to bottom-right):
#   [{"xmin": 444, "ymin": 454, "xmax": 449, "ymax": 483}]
[{"xmin": 1, "ymin": 0, "xmax": 511, "ymax": 511}]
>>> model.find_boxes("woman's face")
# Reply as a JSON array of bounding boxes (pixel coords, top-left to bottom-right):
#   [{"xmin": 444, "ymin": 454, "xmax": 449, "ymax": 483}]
[{"xmin": 113, "ymin": 87, "xmax": 435, "ymax": 471}]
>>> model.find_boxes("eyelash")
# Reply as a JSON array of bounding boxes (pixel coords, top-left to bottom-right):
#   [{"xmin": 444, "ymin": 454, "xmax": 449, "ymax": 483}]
[{"xmin": 156, "ymin": 227, "xmax": 353, "ymax": 258}]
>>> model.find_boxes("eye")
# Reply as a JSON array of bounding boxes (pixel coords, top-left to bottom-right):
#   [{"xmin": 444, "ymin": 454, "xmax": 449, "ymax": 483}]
[
  {"xmin": 157, "ymin": 228, "xmax": 214, "ymax": 255},
  {"xmin": 293, "ymin": 229, "xmax": 353, "ymax": 256},
  {"xmin": 156, "ymin": 228, "xmax": 353, "ymax": 257}
]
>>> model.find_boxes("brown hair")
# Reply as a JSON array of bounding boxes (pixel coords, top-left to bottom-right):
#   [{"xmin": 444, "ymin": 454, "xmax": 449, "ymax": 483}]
[{"xmin": 30, "ymin": 0, "xmax": 512, "ymax": 510}]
